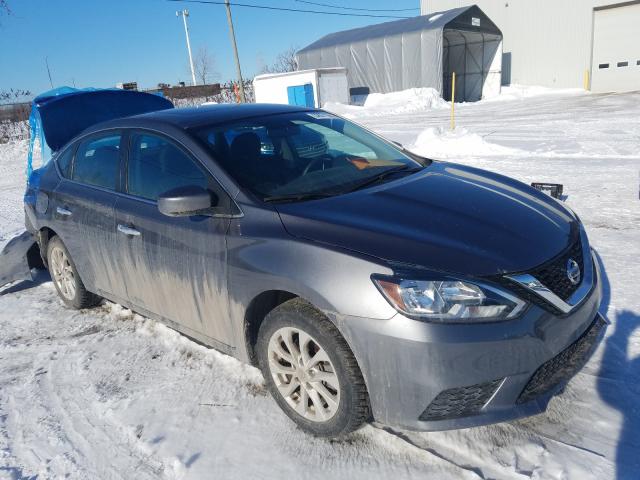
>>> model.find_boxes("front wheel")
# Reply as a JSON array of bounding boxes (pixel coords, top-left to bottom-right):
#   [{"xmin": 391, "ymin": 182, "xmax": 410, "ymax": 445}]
[
  {"xmin": 257, "ymin": 298, "xmax": 370, "ymax": 437},
  {"xmin": 47, "ymin": 236, "xmax": 101, "ymax": 309}
]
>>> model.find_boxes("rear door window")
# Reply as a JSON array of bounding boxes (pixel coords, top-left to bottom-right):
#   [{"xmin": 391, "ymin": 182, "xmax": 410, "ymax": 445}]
[
  {"xmin": 73, "ymin": 133, "xmax": 122, "ymax": 189},
  {"xmin": 127, "ymin": 133, "xmax": 209, "ymax": 201}
]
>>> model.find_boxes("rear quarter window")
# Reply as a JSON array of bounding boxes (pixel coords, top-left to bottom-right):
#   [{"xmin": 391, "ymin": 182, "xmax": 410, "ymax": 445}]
[{"xmin": 56, "ymin": 145, "xmax": 75, "ymax": 178}]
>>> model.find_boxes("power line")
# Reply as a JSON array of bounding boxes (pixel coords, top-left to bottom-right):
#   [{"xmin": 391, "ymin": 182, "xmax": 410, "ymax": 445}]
[
  {"xmin": 165, "ymin": 0, "xmax": 412, "ymax": 19},
  {"xmin": 294, "ymin": 0, "xmax": 419, "ymax": 12}
]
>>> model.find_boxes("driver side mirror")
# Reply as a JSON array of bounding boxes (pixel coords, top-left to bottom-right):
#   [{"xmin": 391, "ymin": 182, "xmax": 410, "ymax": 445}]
[{"xmin": 157, "ymin": 186, "xmax": 218, "ymax": 217}]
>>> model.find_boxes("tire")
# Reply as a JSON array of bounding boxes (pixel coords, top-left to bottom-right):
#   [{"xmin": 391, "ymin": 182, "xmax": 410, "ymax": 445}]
[
  {"xmin": 47, "ymin": 235, "xmax": 101, "ymax": 309},
  {"xmin": 257, "ymin": 298, "xmax": 370, "ymax": 437}
]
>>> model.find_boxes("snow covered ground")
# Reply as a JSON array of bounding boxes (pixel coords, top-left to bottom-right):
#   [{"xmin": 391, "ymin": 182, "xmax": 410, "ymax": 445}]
[{"xmin": 1, "ymin": 87, "xmax": 640, "ymax": 479}]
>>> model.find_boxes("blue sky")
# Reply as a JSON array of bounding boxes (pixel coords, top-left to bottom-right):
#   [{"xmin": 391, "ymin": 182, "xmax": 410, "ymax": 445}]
[{"xmin": 0, "ymin": 0, "xmax": 419, "ymax": 98}]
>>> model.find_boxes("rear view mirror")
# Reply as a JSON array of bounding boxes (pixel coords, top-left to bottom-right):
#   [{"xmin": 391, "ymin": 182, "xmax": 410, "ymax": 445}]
[{"xmin": 157, "ymin": 186, "xmax": 217, "ymax": 217}]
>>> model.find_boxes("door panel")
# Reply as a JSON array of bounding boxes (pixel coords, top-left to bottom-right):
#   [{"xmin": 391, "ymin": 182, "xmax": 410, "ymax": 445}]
[
  {"xmin": 48, "ymin": 131, "xmax": 123, "ymax": 297},
  {"xmin": 114, "ymin": 196, "xmax": 233, "ymax": 346},
  {"xmin": 51, "ymin": 181, "xmax": 120, "ymax": 296},
  {"xmin": 114, "ymin": 130, "xmax": 235, "ymax": 348}
]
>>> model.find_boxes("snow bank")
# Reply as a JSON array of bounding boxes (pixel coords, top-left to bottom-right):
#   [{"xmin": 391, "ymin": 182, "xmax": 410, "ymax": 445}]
[
  {"xmin": 325, "ymin": 84, "xmax": 587, "ymax": 119},
  {"xmin": 408, "ymin": 126, "xmax": 525, "ymax": 159},
  {"xmin": 325, "ymin": 87, "xmax": 448, "ymax": 118},
  {"xmin": 0, "ymin": 140, "xmax": 29, "ymax": 242},
  {"xmin": 481, "ymin": 84, "xmax": 586, "ymax": 103}
]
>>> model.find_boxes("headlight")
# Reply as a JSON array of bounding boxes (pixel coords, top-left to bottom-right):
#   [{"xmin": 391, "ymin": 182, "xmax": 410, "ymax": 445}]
[{"xmin": 372, "ymin": 276, "xmax": 526, "ymax": 323}]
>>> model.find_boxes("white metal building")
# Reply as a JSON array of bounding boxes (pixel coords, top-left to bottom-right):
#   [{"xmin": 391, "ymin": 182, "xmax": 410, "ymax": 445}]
[
  {"xmin": 253, "ymin": 68, "xmax": 349, "ymax": 108},
  {"xmin": 297, "ymin": 6, "xmax": 504, "ymax": 102},
  {"xmin": 421, "ymin": 0, "xmax": 640, "ymax": 92}
]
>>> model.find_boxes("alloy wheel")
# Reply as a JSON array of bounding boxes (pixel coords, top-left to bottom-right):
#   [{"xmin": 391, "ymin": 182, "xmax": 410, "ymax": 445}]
[
  {"xmin": 50, "ymin": 246, "xmax": 76, "ymax": 300},
  {"xmin": 267, "ymin": 326, "xmax": 340, "ymax": 422}
]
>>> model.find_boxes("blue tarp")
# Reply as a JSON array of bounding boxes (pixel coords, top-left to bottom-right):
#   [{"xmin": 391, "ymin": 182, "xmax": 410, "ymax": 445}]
[{"xmin": 27, "ymin": 87, "xmax": 173, "ymax": 181}]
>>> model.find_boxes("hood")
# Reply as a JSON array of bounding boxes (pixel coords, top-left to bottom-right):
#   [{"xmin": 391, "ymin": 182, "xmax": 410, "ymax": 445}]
[
  {"xmin": 275, "ymin": 162, "xmax": 578, "ymax": 276},
  {"xmin": 33, "ymin": 88, "xmax": 174, "ymax": 152}
]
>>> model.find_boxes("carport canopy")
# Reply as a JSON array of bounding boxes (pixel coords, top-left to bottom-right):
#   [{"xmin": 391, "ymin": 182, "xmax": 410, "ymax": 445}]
[{"xmin": 296, "ymin": 5, "xmax": 503, "ymax": 102}]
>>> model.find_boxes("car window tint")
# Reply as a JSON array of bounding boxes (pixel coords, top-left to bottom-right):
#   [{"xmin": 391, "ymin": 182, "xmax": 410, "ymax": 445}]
[
  {"xmin": 56, "ymin": 145, "xmax": 75, "ymax": 178},
  {"xmin": 73, "ymin": 134, "xmax": 121, "ymax": 189},
  {"xmin": 190, "ymin": 112, "xmax": 421, "ymax": 200},
  {"xmin": 297, "ymin": 122, "xmax": 376, "ymax": 159},
  {"xmin": 128, "ymin": 133, "xmax": 208, "ymax": 201}
]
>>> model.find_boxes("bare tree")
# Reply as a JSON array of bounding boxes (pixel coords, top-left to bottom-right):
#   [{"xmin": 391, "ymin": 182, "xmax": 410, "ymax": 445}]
[
  {"xmin": 193, "ymin": 46, "xmax": 219, "ymax": 85},
  {"xmin": 0, "ymin": 88, "xmax": 31, "ymax": 144},
  {"xmin": 261, "ymin": 46, "xmax": 299, "ymax": 74},
  {"xmin": 0, "ymin": 0, "xmax": 11, "ymax": 25},
  {"xmin": 0, "ymin": 88, "xmax": 31, "ymax": 104}
]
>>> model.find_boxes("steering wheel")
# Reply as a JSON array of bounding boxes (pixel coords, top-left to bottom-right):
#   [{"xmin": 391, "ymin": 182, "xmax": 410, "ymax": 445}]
[{"xmin": 302, "ymin": 155, "xmax": 332, "ymax": 176}]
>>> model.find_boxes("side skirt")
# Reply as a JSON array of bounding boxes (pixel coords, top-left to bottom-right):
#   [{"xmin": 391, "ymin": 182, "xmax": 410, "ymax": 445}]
[{"xmin": 95, "ymin": 288, "xmax": 236, "ymax": 357}]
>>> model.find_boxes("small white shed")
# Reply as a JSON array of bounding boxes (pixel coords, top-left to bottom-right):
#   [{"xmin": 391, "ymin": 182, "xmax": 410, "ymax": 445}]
[{"xmin": 253, "ymin": 68, "xmax": 349, "ymax": 108}]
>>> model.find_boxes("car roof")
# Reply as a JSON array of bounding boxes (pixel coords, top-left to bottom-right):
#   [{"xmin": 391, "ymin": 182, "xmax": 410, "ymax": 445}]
[{"xmin": 88, "ymin": 103, "xmax": 317, "ymax": 134}]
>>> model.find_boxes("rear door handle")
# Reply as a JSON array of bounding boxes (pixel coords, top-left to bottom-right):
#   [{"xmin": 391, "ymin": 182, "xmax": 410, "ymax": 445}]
[
  {"xmin": 56, "ymin": 206, "xmax": 72, "ymax": 217},
  {"xmin": 117, "ymin": 224, "xmax": 141, "ymax": 237}
]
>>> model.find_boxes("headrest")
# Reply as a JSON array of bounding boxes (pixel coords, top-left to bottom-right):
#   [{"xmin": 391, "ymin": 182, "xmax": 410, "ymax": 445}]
[{"xmin": 229, "ymin": 132, "xmax": 261, "ymax": 161}]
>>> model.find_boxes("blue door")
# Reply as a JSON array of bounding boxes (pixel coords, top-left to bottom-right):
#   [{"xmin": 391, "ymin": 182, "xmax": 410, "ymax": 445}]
[{"xmin": 287, "ymin": 83, "xmax": 315, "ymax": 107}]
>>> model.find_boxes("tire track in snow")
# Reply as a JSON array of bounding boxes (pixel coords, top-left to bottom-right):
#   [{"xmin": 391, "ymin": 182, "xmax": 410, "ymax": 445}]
[
  {"xmin": 0, "ymin": 291, "xmax": 177, "ymax": 479},
  {"xmin": 41, "ymin": 354, "xmax": 172, "ymax": 480}
]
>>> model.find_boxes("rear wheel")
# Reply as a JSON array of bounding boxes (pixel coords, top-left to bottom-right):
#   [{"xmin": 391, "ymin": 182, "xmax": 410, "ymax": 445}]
[
  {"xmin": 47, "ymin": 236, "xmax": 101, "ymax": 309},
  {"xmin": 257, "ymin": 298, "xmax": 370, "ymax": 437}
]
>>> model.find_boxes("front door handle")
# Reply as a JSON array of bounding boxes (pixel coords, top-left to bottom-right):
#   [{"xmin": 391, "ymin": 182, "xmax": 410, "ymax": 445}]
[
  {"xmin": 117, "ymin": 224, "xmax": 141, "ymax": 237},
  {"xmin": 56, "ymin": 206, "xmax": 72, "ymax": 217}
]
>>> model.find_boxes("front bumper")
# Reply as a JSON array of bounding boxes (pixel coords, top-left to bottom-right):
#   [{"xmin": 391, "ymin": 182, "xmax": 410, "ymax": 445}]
[{"xmin": 336, "ymin": 251, "xmax": 606, "ymax": 431}]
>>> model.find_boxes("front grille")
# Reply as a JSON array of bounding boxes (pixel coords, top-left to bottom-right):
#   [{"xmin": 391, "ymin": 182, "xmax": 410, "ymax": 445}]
[
  {"xmin": 517, "ymin": 315, "xmax": 606, "ymax": 404},
  {"xmin": 419, "ymin": 379, "xmax": 503, "ymax": 421},
  {"xmin": 530, "ymin": 239, "xmax": 584, "ymax": 301},
  {"xmin": 491, "ymin": 238, "xmax": 586, "ymax": 315}
]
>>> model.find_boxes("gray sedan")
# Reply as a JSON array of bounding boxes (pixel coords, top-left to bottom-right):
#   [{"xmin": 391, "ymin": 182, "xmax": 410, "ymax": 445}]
[{"xmin": 25, "ymin": 103, "xmax": 605, "ymax": 437}]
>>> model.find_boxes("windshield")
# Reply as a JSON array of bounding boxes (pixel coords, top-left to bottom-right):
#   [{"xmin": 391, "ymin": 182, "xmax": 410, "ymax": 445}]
[{"xmin": 190, "ymin": 111, "xmax": 424, "ymax": 202}]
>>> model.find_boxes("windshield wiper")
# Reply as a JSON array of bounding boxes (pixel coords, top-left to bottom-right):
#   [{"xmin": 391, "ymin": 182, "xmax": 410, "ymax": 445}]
[
  {"xmin": 263, "ymin": 192, "xmax": 338, "ymax": 204},
  {"xmin": 264, "ymin": 165, "xmax": 422, "ymax": 203},
  {"xmin": 343, "ymin": 165, "xmax": 422, "ymax": 193}
]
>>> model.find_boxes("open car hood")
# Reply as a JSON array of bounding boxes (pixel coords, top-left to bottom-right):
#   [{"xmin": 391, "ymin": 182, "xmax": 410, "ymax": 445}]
[{"xmin": 34, "ymin": 88, "xmax": 174, "ymax": 152}]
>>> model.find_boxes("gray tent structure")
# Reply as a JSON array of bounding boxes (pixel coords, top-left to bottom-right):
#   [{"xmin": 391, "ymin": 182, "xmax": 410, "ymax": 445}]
[{"xmin": 296, "ymin": 5, "xmax": 503, "ymax": 102}]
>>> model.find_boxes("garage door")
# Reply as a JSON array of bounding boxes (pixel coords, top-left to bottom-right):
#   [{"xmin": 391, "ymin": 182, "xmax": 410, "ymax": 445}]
[{"xmin": 591, "ymin": 2, "xmax": 640, "ymax": 93}]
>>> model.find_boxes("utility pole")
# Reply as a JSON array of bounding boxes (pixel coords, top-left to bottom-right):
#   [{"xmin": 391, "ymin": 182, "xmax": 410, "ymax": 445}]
[
  {"xmin": 176, "ymin": 9, "xmax": 197, "ymax": 86},
  {"xmin": 224, "ymin": 0, "xmax": 246, "ymax": 103}
]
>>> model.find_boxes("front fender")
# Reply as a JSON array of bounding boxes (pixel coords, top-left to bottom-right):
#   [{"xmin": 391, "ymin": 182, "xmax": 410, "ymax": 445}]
[{"xmin": 226, "ymin": 208, "xmax": 397, "ymax": 359}]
